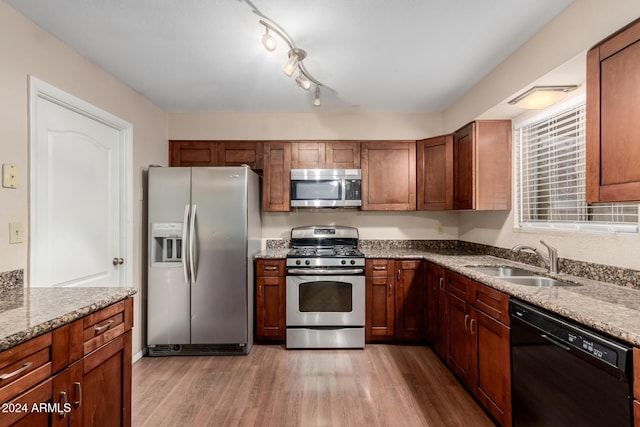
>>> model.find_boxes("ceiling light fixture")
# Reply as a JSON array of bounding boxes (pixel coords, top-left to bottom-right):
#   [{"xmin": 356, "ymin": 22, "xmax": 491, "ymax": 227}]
[
  {"xmin": 508, "ymin": 85, "xmax": 579, "ymax": 110},
  {"xmin": 258, "ymin": 19, "xmax": 324, "ymax": 106}
]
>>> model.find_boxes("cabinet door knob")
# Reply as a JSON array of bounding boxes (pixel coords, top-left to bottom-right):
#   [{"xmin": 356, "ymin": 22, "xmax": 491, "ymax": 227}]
[
  {"xmin": 389, "ymin": 283, "xmax": 393, "ymax": 296},
  {"xmin": 464, "ymin": 314, "xmax": 470, "ymax": 332},
  {"xmin": 58, "ymin": 391, "xmax": 68, "ymax": 418},
  {"xmin": 112, "ymin": 257, "xmax": 124, "ymax": 266}
]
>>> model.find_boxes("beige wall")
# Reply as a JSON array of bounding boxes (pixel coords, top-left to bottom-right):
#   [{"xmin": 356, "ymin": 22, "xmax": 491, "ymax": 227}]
[{"xmin": 0, "ymin": 2, "xmax": 168, "ymax": 356}]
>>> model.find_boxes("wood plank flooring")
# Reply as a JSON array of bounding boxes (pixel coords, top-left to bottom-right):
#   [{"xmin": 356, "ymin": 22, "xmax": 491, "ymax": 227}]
[{"xmin": 132, "ymin": 344, "xmax": 495, "ymax": 427}]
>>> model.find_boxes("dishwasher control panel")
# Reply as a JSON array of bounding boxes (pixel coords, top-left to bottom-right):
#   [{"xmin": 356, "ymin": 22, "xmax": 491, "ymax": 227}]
[{"xmin": 510, "ymin": 301, "xmax": 630, "ymax": 371}]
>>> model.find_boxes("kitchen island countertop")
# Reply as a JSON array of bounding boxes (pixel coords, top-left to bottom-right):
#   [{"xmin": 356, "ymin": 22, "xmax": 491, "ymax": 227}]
[
  {"xmin": 256, "ymin": 248, "xmax": 640, "ymax": 347},
  {"xmin": 0, "ymin": 286, "xmax": 137, "ymax": 351}
]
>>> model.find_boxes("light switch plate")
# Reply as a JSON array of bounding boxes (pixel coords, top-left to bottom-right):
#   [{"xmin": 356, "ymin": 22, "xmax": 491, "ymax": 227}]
[
  {"xmin": 9, "ymin": 222, "xmax": 23, "ymax": 244},
  {"xmin": 2, "ymin": 164, "xmax": 18, "ymax": 189}
]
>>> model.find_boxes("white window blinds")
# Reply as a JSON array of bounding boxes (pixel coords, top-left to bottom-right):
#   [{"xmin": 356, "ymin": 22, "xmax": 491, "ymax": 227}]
[{"xmin": 516, "ymin": 103, "xmax": 638, "ymax": 233}]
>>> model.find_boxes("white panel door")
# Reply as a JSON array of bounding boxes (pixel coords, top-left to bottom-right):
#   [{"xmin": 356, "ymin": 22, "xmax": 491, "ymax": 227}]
[{"xmin": 30, "ymin": 94, "xmax": 125, "ymax": 287}]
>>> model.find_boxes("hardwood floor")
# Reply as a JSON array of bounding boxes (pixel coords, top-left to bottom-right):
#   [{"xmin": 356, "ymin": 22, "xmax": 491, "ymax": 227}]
[{"xmin": 132, "ymin": 344, "xmax": 495, "ymax": 427}]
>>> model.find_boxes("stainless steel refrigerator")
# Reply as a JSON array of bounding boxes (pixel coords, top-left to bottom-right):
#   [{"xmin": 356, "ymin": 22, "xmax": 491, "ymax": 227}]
[{"xmin": 147, "ymin": 166, "xmax": 260, "ymax": 356}]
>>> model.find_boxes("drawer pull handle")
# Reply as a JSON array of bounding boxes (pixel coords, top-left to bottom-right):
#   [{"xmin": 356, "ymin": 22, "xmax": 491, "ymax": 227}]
[
  {"xmin": 0, "ymin": 362, "xmax": 33, "ymax": 380},
  {"xmin": 74, "ymin": 382, "xmax": 83, "ymax": 408},
  {"xmin": 94, "ymin": 319, "xmax": 115, "ymax": 333},
  {"xmin": 373, "ymin": 265, "xmax": 386, "ymax": 270},
  {"xmin": 59, "ymin": 391, "xmax": 68, "ymax": 418},
  {"xmin": 264, "ymin": 266, "xmax": 278, "ymax": 271}
]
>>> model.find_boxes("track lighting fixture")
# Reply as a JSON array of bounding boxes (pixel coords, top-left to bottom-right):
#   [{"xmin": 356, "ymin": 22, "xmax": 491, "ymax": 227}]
[{"xmin": 257, "ymin": 18, "xmax": 324, "ymax": 106}]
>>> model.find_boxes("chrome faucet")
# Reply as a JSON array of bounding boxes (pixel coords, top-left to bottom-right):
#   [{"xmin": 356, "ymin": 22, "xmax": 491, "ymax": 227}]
[{"xmin": 512, "ymin": 240, "xmax": 559, "ymax": 274}]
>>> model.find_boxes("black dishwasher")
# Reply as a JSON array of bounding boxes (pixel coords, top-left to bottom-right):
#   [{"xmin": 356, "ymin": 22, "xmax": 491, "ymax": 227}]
[{"xmin": 510, "ymin": 300, "xmax": 633, "ymax": 427}]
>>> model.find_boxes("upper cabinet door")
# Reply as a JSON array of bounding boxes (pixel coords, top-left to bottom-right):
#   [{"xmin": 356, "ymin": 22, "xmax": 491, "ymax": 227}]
[
  {"xmin": 217, "ymin": 142, "xmax": 263, "ymax": 169},
  {"xmin": 263, "ymin": 142, "xmax": 291, "ymax": 212},
  {"xmin": 586, "ymin": 18, "xmax": 640, "ymax": 203},
  {"xmin": 453, "ymin": 120, "xmax": 511, "ymax": 211},
  {"xmin": 417, "ymin": 135, "xmax": 453, "ymax": 210},
  {"xmin": 291, "ymin": 142, "xmax": 326, "ymax": 169},
  {"xmin": 169, "ymin": 141, "xmax": 218, "ymax": 167},
  {"xmin": 361, "ymin": 141, "xmax": 416, "ymax": 211},
  {"xmin": 325, "ymin": 142, "xmax": 361, "ymax": 169}
]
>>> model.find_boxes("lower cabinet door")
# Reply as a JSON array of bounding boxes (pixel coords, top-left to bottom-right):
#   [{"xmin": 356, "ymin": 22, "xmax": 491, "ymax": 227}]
[
  {"xmin": 446, "ymin": 293, "xmax": 473, "ymax": 385},
  {"xmin": 472, "ymin": 308, "xmax": 511, "ymax": 427},
  {"xmin": 256, "ymin": 276, "xmax": 286, "ymax": 340},
  {"xmin": 69, "ymin": 331, "xmax": 131, "ymax": 427},
  {"xmin": 366, "ymin": 276, "xmax": 395, "ymax": 340}
]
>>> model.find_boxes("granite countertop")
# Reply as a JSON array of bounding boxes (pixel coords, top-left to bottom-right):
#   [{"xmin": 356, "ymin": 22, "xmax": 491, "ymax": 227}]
[
  {"xmin": 255, "ymin": 247, "xmax": 640, "ymax": 347},
  {"xmin": 0, "ymin": 287, "xmax": 137, "ymax": 351}
]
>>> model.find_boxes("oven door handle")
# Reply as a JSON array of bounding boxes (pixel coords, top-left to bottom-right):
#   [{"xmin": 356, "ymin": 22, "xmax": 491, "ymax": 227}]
[{"xmin": 287, "ymin": 268, "xmax": 364, "ymax": 275}]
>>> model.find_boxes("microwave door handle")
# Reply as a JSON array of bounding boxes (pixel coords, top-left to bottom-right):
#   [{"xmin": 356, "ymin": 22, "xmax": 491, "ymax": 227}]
[{"xmin": 182, "ymin": 204, "xmax": 190, "ymax": 285}]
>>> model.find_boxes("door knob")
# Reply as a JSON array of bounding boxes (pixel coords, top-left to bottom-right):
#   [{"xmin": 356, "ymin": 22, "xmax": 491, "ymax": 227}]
[{"xmin": 112, "ymin": 257, "xmax": 124, "ymax": 266}]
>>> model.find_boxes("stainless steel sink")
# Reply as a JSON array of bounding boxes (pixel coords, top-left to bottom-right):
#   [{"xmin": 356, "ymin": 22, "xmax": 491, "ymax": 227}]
[
  {"xmin": 468, "ymin": 266, "xmax": 535, "ymax": 277},
  {"xmin": 501, "ymin": 276, "xmax": 581, "ymax": 287}
]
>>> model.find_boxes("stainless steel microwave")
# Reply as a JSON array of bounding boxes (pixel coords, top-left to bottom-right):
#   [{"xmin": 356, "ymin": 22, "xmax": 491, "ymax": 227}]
[{"xmin": 290, "ymin": 169, "xmax": 362, "ymax": 208}]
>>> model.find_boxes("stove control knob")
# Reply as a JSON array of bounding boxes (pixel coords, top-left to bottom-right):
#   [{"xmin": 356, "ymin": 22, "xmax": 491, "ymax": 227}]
[
  {"xmin": 305, "ymin": 260, "xmax": 310, "ymax": 265},
  {"xmin": 350, "ymin": 260, "xmax": 356, "ymax": 265},
  {"xmin": 341, "ymin": 260, "xmax": 347, "ymax": 265},
  {"xmin": 295, "ymin": 260, "xmax": 301, "ymax": 265}
]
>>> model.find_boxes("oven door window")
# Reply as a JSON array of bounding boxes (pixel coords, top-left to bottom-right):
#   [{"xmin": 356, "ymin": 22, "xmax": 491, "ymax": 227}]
[
  {"xmin": 299, "ymin": 280, "xmax": 352, "ymax": 312},
  {"xmin": 292, "ymin": 180, "xmax": 342, "ymax": 201}
]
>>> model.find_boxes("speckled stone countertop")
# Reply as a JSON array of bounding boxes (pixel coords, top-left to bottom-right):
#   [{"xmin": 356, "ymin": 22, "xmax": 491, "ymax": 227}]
[
  {"xmin": 0, "ymin": 287, "xmax": 137, "ymax": 351},
  {"xmin": 255, "ymin": 243, "xmax": 640, "ymax": 347}
]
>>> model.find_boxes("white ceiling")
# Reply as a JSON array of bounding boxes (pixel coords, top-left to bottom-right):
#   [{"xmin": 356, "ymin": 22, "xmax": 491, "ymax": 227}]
[{"xmin": 4, "ymin": 0, "xmax": 576, "ymax": 114}]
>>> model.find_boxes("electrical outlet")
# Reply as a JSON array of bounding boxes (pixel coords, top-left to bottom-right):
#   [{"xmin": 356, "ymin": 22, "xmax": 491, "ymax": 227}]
[
  {"xmin": 436, "ymin": 223, "xmax": 444, "ymax": 235},
  {"xmin": 9, "ymin": 222, "xmax": 23, "ymax": 244}
]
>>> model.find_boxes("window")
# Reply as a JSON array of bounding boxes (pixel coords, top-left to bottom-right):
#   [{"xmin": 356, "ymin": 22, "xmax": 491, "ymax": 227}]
[{"xmin": 516, "ymin": 100, "xmax": 638, "ymax": 233}]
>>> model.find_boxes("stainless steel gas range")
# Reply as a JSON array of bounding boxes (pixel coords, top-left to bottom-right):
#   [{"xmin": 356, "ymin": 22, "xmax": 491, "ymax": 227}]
[{"xmin": 285, "ymin": 226, "xmax": 365, "ymax": 349}]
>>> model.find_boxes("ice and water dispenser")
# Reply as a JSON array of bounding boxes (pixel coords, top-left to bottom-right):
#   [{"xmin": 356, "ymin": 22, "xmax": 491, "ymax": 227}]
[{"xmin": 150, "ymin": 222, "xmax": 183, "ymax": 266}]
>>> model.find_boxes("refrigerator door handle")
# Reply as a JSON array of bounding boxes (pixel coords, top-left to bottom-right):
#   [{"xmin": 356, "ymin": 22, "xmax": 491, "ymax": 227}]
[
  {"xmin": 189, "ymin": 204, "xmax": 198, "ymax": 283},
  {"xmin": 182, "ymin": 204, "xmax": 190, "ymax": 284}
]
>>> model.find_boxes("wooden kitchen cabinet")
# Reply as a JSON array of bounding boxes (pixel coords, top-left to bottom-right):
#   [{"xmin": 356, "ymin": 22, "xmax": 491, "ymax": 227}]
[
  {"xmin": 262, "ymin": 142, "xmax": 292, "ymax": 212},
  {"xmin": 361, "ymin": 141, "xmax": 416, "ymax": 210},
  {"xmin": 169, "ymin": 141, "xmax": 263, "ymax": 170},
  {"xmin": 291, "ymin": 142, "xmax": 361, "ymax": 169},
  {"xmin": 425, "ymin": 262, "xmax": 447, "ymax": 359},
  {"xmin": 453, "ymin": 120, "xmax": 511, "ymax": 210},
  {"xmin": 169, "ymin": 141, "xmax": 218, "ymax": 167},
  {"xmin": 634, "ymin": 348, "xmax": 640, "ymax": 425},
  {"xmin": 586, "ymin": 18, "xmax": 640, "ymax": 203},
  {"xmin": 417, "ymin": 135, "xmax": 453, "ymax": 211},
  {"xmin": 444, "ymin": 271, "xmax": 511, "ymax": 427},
  {"xmin": 365, "ymin": 259, "xmax": 395, "ymax": 340},
  {"xmin": 255, "ymin": 260, "xmax": 286, "ymax": 341},
  {"xmin": 365, "ymin": 259, "xmax": 425, "ymax": 342},
  {"xmin": 0, "ymin": 298, "xmax": 133, "ymax": 427},
  {"xmin": 394, "ymin": 260, "xmax": 425, "ymax": 341}
]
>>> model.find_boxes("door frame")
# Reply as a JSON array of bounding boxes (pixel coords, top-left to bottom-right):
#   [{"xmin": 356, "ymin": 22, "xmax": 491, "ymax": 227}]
[{"xmin": 28, "ymin": 76, "xmax": 133, "ymax": 287}]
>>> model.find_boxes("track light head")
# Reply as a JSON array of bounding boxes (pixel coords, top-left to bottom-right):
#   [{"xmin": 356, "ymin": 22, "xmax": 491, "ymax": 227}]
[
  {"xmin": 262, "ymin": 30, "xmax": 276, "ymax": 51},
  {"xmin": 313, "ymin": 86, "xmax": 321, "ymax": 107},
  {"xmin": 283, "ymin": 48, "xmax": 306, "ymax": 77},
  {"xmin": 295, "ymin": 73, "xmax": 311, "ymax": 90}
]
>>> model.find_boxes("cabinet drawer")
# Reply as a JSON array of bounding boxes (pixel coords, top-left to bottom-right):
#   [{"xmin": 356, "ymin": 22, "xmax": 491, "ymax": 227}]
[
  {"xmin": 470, "ymin": 281, "xmax": 510, "ymax": 325},
  {"xmin": 256, "ymin": 259, "xmax": 285, "ymax": 277},
  {"xmin": 366, "ymin": 259, "xmax": 395, "ymax": 277},
  {"xmin": 446, "ymin": 272, "xmax": 469, "ymax": 301},
  {"xmin": 83, "ymin": 300, "xmax": 132, "ymax": 355},
  {"xmin": 0, "ymin": 334, "xmax": 53, "ymax": 405},
  {"xmin": 1, "ymin": 376, "xmax": 52, "ymax": 426}
]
